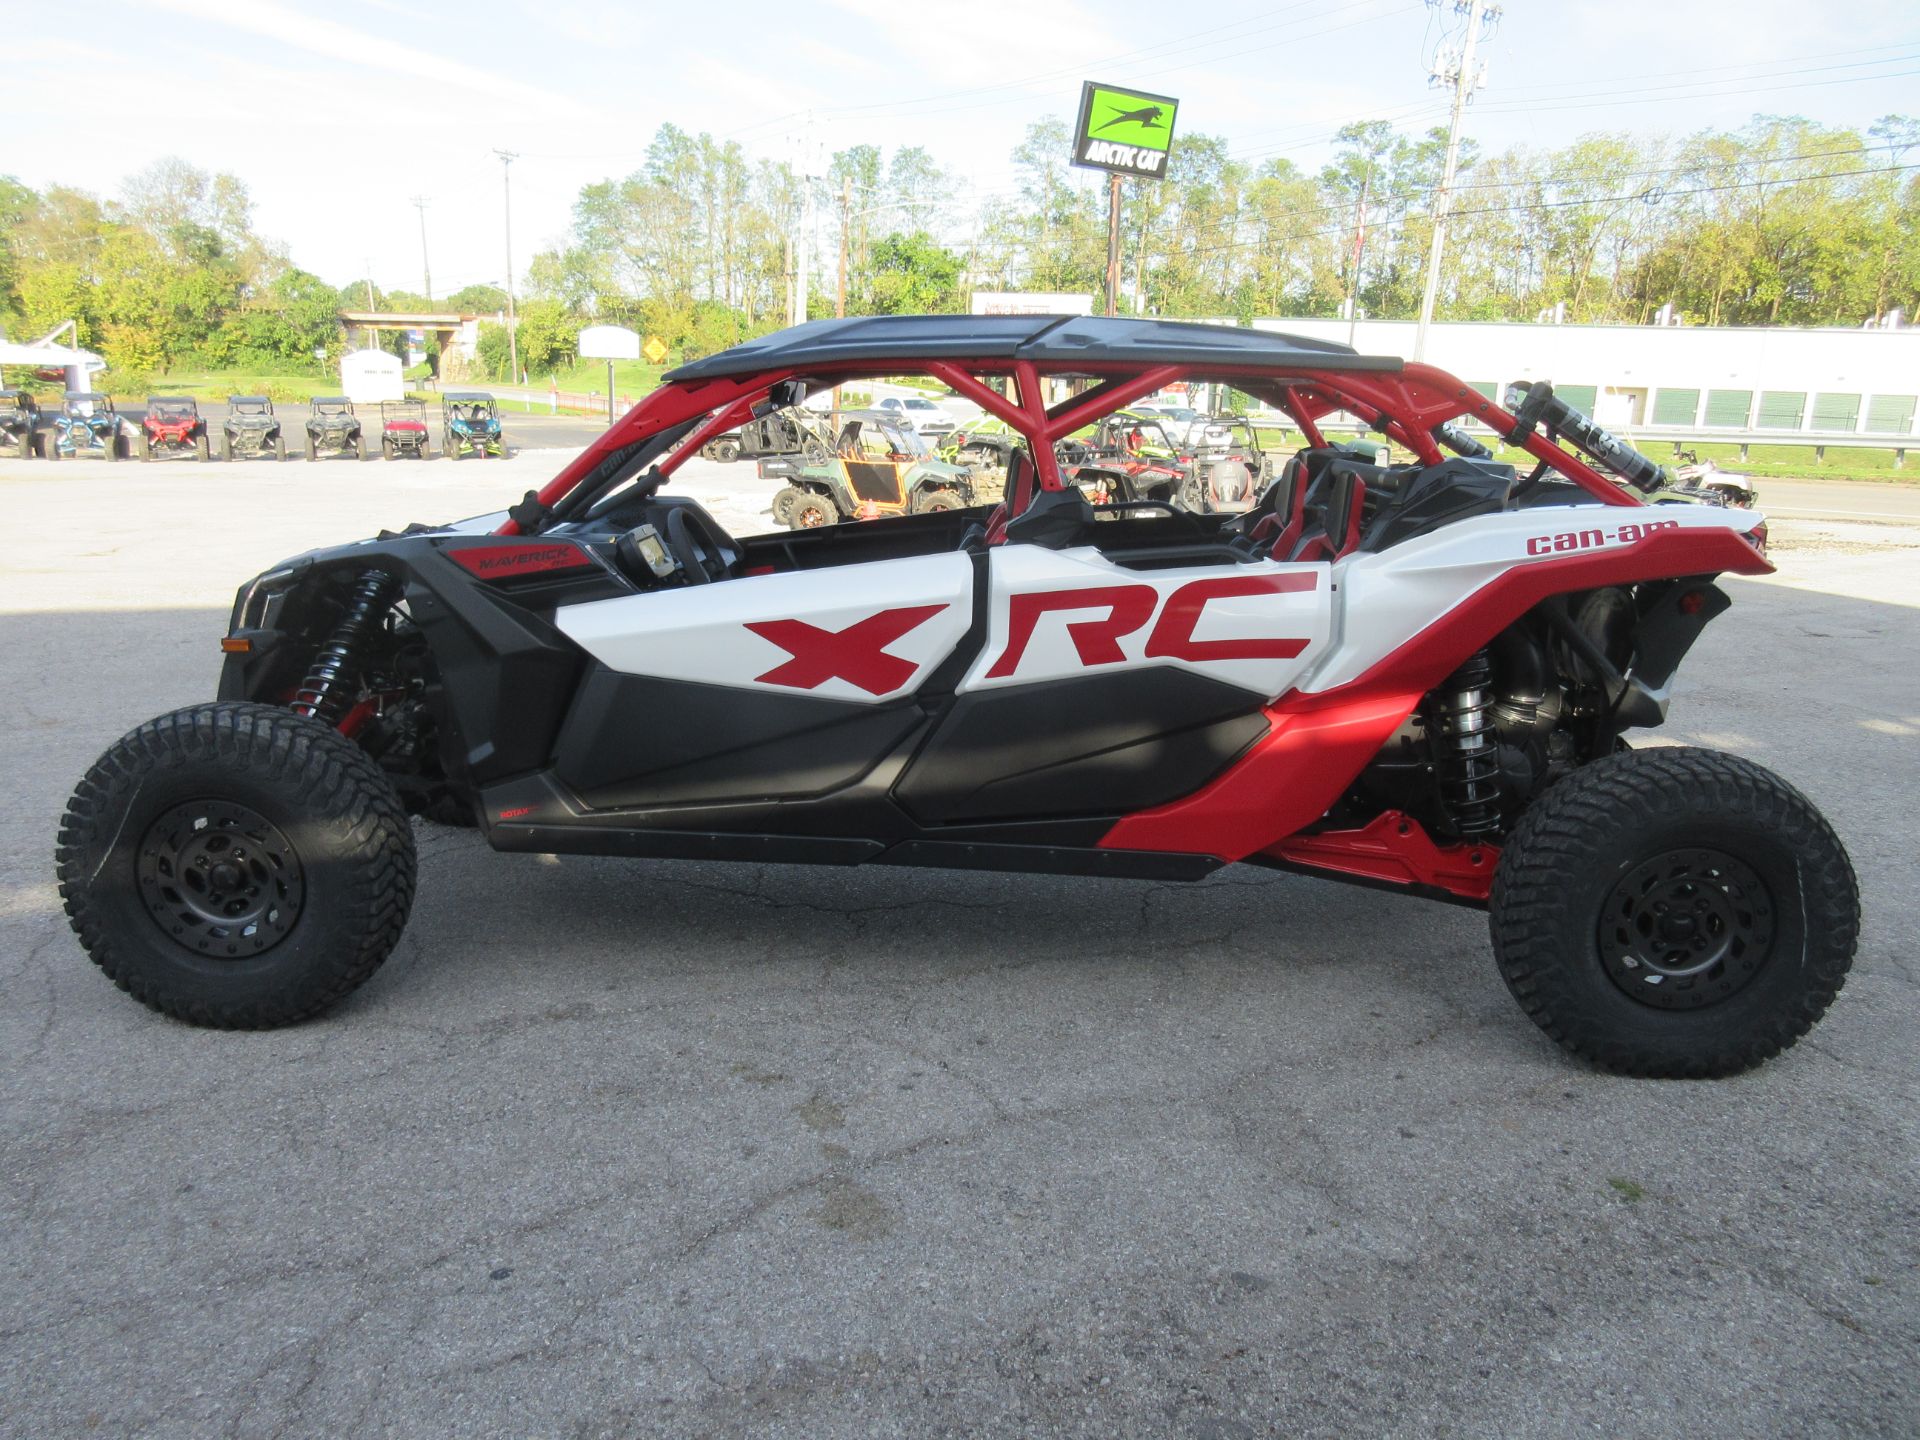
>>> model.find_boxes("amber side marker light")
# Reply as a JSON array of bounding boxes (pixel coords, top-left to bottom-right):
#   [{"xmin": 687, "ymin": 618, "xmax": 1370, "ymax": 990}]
[{"xmin": 220, "ymin": 636, "xmax": 253, "ymax": 654}]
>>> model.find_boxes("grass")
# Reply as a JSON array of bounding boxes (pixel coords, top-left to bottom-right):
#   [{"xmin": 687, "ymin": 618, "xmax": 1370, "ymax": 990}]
[
  {"xmin": 1606, "ymin": 1177, "xmax": 1646, "ymax": 1204},
  {"xmin": 101, "ymin": 371, "xmax": 332, "ymax": 404},
  {"xmin": 542, "ymin": 359, "xmax": 667, "ymax": 397}
]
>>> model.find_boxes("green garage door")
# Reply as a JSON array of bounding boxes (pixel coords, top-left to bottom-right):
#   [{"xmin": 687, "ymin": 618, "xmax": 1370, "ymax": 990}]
[
  {"xmin": 1705, "ymin": 389, "xmax": 1753, "ymax": 427},
  {"xmin": 1865, "ymin": 394, "xmax": 1917, "ymax": 434},
  {"xmin": 1810, "ymin": 393, "xmax": 1860, "ymax": 431},
  {"xmin": 1651, "ymin": 388, "xmax": 1700, "ymax": 426},
  {"xmin": 1757, "ymin": 391, "xmax": 1807, "ymax": 430}
]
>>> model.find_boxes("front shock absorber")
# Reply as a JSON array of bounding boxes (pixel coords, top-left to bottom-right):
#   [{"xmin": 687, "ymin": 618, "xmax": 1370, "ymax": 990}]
[
  {"xmin": 1427, "ymin": 649, "xmax": 1501, "ymax": 839},
  {"xmin": 291, "ymin": 568, "xmax": 400, "ymax": 726}
]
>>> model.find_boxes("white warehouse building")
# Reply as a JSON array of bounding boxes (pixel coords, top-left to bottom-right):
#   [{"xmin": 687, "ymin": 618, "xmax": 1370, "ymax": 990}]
[{"xmin": 1249, "ymin": 318, "xmax": 1919, "ymax": 449}]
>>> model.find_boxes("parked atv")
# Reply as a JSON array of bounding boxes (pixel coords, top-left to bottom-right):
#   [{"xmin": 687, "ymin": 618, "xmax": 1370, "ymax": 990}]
[
  {"xmin": 1672, "ymin": 449, "xmax": 1758, "ymax": 508},
  {"xmin": 306, "ymin": 397, "xmax": 368, "ymax": 461},
  {"xmin": 139, "ymin": 396, "xmax": 211, "ymax": 462},
  {"xmin": 380, "ymin": 399, "xmax": 431, "ymax": 460},
  {"xmin": 441, "ymin": 392, "xmax": 504, "ymax": 460},
  {"xmin": 748, "ymin": 407, "xmax": 839, "ymax": 492},
  {"xmin": 222, "ymin": 396, "xmax": 290, "ymax": 462},
  {"xmin": 54, "ymin": 317, "xmax": 1858, "ymax": 1082},
  {"xmin": 0, "ymin": 389, "xmax": 40, "ymax": 458},
  {"xmin": 48, "ymin": 393, "xmax": 120, "ymax": 461},
  {"xmin": 1061, "ymin": 412, "xmax": 1188, "ymax": 507},
  {"xmin": 772, "ymin": 410, "xmax": 974, "ymax": 528}
]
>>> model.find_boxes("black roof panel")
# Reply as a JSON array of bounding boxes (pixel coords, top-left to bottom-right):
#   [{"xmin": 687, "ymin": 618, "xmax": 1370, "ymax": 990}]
[{"xmin": 663, "ymin": 314, "xmax": 1400, "ymax": 382}]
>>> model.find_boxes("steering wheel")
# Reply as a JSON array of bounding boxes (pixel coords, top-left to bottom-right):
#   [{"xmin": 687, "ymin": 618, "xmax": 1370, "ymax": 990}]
[{"xmin": 663, "ymin": 506, "xmax": 725, "ymax": 584}]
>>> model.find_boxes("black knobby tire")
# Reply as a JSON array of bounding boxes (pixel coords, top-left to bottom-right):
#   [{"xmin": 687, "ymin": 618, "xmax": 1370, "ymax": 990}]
[
  {"xmin": 306, "ymin": 434, "xmax": 318, "ymax": 462},
  {"xmin": 1489, "ymin": 747, "xmax": 1857, "ymax": 1078},
  {"xmin": 770, "ymin": 485, "xmax": 807, "ymax": 525},
  {"xmin": 913, "ymin": 487, "xmax": 964, "ymax": 515},
  {"xmin": 56, "ymin": 703, "xmax": 417, "ymax": 1028},
  {"xmin": 196, "ymin": 433, "xmax": 211, "ymax": 462},
  {"xmin": 138, "ymin": 431, "xmax": 152, "ymax": 462},
  {"xmin": 712, "ymin": 437, "xmax": 741, "ymax": 463},
  {"xmin": 788, "ymin": 491, "xmax": 837, "ymax": 529}
]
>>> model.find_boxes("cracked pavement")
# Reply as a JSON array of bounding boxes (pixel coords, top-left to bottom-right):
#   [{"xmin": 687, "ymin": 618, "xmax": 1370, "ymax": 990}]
[{"xmin": 1, "ymin": 460, "xmax": 1917, "ymax": 1438}]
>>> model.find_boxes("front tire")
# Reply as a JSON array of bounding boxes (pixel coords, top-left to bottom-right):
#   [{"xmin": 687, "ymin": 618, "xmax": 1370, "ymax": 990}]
[
  {"xmin": 1489, "ymin": 748, "xmax": 1857, "ymax": 1077},
  {"xmin": 56, "ymin": 703, "xmax": 417, "ymax": 1028}
]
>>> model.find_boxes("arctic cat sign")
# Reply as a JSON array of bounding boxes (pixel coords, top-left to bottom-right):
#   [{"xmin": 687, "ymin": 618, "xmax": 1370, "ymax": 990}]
[{"xmin": 1071, "ymin": 81, "xmax": 1179, "ymax": 179}]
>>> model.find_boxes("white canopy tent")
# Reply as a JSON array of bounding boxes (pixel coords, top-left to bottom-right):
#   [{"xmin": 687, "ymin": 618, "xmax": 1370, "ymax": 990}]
[{"xmin": 0, "ymin": 324, "xmax": 105, "ymax": 392}]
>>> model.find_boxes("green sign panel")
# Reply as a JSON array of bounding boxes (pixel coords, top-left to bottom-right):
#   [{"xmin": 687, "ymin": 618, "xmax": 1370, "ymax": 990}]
[{"xmin": 1071, "ymin": 80, "xmax": 1179, "ymax": 180}]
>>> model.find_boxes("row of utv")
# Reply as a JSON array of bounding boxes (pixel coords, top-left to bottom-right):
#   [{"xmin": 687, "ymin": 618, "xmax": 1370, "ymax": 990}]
[
  {"xmin": 717, "ymin": 402, "xmax": 1756, "ymax": 532},
  {"xmin": 0, "ymin": 390, "xmax": 507, "ymax": 462}
]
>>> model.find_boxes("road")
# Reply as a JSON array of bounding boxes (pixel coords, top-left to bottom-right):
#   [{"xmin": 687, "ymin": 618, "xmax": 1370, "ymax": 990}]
[{"xmin": 0, "ymin": 457, "xmax": 1916, "ymax": 1438}]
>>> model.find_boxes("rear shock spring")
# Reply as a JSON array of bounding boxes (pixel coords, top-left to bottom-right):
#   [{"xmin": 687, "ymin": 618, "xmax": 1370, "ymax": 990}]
[
  {"xmin": 1427, "ymin": 649, "xmax": 1502, "ymax": 839},
  {"xmin": 291, "ymin": 568, "xmax": 400, "ymax": 726}
]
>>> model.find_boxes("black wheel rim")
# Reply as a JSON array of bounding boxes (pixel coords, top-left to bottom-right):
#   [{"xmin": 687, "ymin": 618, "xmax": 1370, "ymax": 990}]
[
  {"xmin": 1597, "ymin": 847, "xmax": 1776, "ymax": 1010},
  {"xmin": 137, "ymin": 800, "xmax": 306, "ymax": 959}
]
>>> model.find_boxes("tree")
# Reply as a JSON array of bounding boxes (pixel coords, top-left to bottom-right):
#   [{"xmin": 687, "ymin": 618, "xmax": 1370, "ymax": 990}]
[
  {"xmin": 514, "ymin": 298, "xmax": 577, "ymax": 373},
  {"xmin": 445, "ymin": 282, "xmax": 510, "ymax": 313},
  {"xmin": 863, "ymin": 232, "xmax": 964, "ymax": 314}
]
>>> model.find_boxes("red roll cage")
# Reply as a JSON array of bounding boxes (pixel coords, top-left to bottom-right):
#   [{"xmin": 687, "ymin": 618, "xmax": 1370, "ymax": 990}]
[{"xmin": 497, "ymin": 357, "xmax": 1639, "ymax": 538}]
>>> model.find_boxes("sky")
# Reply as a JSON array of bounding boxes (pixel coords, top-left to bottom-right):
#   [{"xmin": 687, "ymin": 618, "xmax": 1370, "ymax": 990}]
[{"xmin": 9, "ymin": 0, "xmax": 1919, "ymax": 300}]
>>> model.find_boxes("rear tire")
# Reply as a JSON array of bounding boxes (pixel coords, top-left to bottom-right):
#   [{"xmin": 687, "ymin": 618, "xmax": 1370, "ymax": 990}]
[
  {"xmin": 196, "ymin": 433, "xmax": 210, "ymax": 462},
  {"xmin": 1489, "ymin": 747, "xmax": 1857, "ymax": 1077},
  {"xmin": 356, "ymin": 434, "xmax": 368, "ymax": 461},
  {"xmin": 56, "ymin": 703, "xmax": 417, "ymax": 1028},
  {"xmin": 771, "ymin": 485, "xmax": 807, "ymax": 525},
  {"xmin": 788, "ymin": 491, "xmax": 837, "ymax": 529}
]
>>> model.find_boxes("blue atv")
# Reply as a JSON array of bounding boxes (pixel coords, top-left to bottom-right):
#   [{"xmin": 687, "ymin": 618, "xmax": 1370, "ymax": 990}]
[
  {"xmin": 440, "ymin": 391, "xmax": 504, "ymax": 460},
  {"xmin": 47, "ymin": 393, "xmax": 122, "ymax": 462}
]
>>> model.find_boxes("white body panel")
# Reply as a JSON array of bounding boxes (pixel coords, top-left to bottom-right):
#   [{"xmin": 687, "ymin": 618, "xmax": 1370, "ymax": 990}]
[
  {"xmin": 556, "ymin": 553, "xmax": 973, "ymax": 704},
  {"xmin": 1299, "ymin": 503, "xmax": 1763, "ymax": 694},
  {"xmin": 551, "ymin": 501, "xmax": 1760, "ymax": 710}
]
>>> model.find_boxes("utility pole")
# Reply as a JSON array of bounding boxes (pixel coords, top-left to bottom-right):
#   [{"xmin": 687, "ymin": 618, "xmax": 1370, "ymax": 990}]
[
  {"xmin": 1104, "ymin": 173, "xmax": 1122, "ymax": 317},
  {"xmin": 1345, "ymin": 165, "xmax": 1371, "ymax": 348},
  {"xmin": 792, "ymin": 115, "xmax": 818, "ymax": 328},
  {"xmin": 1413, "ymin": 0, "xmax": 1495, "ymax": 362},
  {"xmin": 837, "ymin": 174, "xmax": 851, "ymax": 320},
  {"xmin": 411, "ymin": 196, "xmax": 432, "ymax": 305},
  {"xmin": 494, "ymin": 149, "xmax": 520, "ymax": 382}
]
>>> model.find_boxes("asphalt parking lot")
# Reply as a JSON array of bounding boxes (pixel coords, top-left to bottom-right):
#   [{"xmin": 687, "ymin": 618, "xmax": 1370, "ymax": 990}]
[{"xmin": 2, "ymin": 451, "xmax": 1916, "ymax": 1438}]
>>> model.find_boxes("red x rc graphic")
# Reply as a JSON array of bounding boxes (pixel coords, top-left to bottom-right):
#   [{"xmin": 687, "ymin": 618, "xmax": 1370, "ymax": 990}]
[{"xmin": 745, "ymin": 604, "xmax": 950, "ymax": 695}]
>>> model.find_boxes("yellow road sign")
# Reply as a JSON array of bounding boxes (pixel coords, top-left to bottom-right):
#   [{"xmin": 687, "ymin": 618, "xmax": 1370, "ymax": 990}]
[{"xmin": 643, "ymin": 336, "xmax": 668, "ymax": 364}]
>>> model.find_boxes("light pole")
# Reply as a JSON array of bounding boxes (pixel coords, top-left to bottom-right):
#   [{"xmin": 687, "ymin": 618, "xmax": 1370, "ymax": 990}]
[
  {"xmin": 494, "ymin": 150, "xmax": 520, "ymax": 382},
  {"xmin": 411, "ymin": 196, "xmax": 432, "ymax": 305},
  {"xmin": 1414, "ymin": 0, "xmax": 1496, "ymax": 362}
]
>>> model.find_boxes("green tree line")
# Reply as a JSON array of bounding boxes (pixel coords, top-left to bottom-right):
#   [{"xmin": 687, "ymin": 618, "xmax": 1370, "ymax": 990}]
[{"xmin": 3, "ymin": 113, "xmax": 1915, "ymax": 392}]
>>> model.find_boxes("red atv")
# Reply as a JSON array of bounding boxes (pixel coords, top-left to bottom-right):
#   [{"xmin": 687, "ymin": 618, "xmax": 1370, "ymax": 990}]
[
  {"xmin": 138, "ymin": 396, "xmax": 211, "ymax": 462},
  {"xmin": 379, "ymin": 399, "xmax": 432, "ymax": 460},
  {"xmin": 55, "ymin": 317, "xmax": 1855, "ymax": 1078}
]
